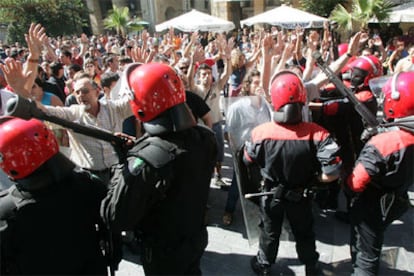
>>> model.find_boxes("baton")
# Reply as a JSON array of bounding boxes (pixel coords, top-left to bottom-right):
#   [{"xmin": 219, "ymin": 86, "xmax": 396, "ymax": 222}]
[
  {"xmin": 244, "ymin": 191, "xmax": 274, "ymax": 199},
  {"xmin": 312, "ymin": 51, "xmax": 379, "ymax": 128},
  {"xmin": 5, "ymin": 95, "xmax": 127, "ymax": 149}
]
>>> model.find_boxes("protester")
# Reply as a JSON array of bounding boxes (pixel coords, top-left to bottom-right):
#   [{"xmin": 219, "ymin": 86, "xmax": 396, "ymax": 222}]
[{"xmin": 189, "ymin": 36, "xmax": 233, "ymax": 186}]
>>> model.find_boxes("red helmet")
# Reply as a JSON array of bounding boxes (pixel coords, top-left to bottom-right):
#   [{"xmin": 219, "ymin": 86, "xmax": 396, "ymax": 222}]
[
  {"xmin": 382, "ymin": 72, "xmax": 414, "ymax": 119},
  {"xmin": 270, "ymin": 71, "xmax": 306, "ymax": 111},
  {"xmin": 338, "ymin": 43, "xmax": 349, "ymax": 56},
  {"xmin": 127, "ymin": 62, "xmax": 186, "ymax": 122},
  {"xmin": 0, "ymin": 117, "xmax": 59, "ymax": 180},
  {"xmin": 349, "ymin": 55, "xmax": 382, "ymax": 86}
]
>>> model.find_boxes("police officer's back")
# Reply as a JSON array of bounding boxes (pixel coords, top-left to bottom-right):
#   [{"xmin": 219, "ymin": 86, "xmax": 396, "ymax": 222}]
[
  {"xmin": 101, "ymin": 63, "xmax": 217, "ymax": 275},
  {"xmin": 245, "ymin": 71, "xmax": 342, "ymax": 276},
  {"xmin": 347, "ymin": 72, "xmax": 414, "ymax": 275},
  {"xmin": 0, "ymin": 117, "xmax": 107, "ymax": 275}
]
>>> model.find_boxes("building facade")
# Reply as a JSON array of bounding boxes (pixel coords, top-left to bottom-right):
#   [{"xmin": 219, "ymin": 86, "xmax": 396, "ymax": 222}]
[{"xmin": 86, "ymin": 0, "xmax": 303, "ymax": 34}]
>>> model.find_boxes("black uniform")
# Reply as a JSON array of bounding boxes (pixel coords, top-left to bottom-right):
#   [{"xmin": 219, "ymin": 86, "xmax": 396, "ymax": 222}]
[
  {"xmin": 314, "ymin": 84, "xmax": 378, "ymax": 209},
  {"xmin": 347, "ymin": 127, "xmax": 414, "ymax": 275},
  {"xmin": 102, "ymin": 125, "xmax": 217, "ymax": 275},
  {"xmin": 0, "ymin": 154, "xmax": 107, "ymax": 275},
  {"xmin": 244, "ymin": 121, "xmax": 341, "ymax": 271},
  {"xmin": 319, "ymin": 85, "xmax": 377, "ymax": 174}
]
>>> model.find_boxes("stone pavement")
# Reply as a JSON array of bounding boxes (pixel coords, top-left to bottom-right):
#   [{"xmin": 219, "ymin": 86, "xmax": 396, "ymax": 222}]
[{"xmin": 117, "ymin": 142, "xmax": 414, "ymax": 276}]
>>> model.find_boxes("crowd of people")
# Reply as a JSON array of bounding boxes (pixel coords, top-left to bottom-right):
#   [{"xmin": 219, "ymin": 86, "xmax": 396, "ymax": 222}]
[{"xmin": 0, "ymin": 20, "xmax": 413, "ymax": 276}]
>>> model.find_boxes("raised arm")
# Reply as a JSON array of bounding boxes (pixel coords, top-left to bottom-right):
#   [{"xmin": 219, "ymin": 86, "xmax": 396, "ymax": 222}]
[
  {"xmin": 188, "ymin": 44, "xmax": 205, "ymax": 92},
  {"xmin": 260, "ymin": 33, "xmax": 273, "ymax": 99},
  {"xmin": 217, "ymin": 36, "xmax": 234, "ymax": 89},
  {"xmin": 294, "ymin": 26, "xmax": 305, "ymax": 62},
  {"xmin": 79, "ymin": 33, "xmax": 89, "ymax": 58},
  {"xmin": 183, "ymin": 31, "xmax": 198, "ymax": 58},
  {"xmin": 24, "ymin": 23, "xmax": 46, "ymax": 92},
  {"xmin": 309, "ymin": 32, "xmax": 361, "ymax": 89}
]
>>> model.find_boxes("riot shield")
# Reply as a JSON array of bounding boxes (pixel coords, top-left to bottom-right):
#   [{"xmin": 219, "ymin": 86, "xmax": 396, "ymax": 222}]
[{"xmin": 225, "ymin": 96, "xmax": 272, "ymax": 245}]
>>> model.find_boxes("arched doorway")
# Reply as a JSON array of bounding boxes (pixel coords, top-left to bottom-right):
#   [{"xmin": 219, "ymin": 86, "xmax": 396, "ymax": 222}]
[{"xmin": 165, "ymin": 6, "xmax": 177, "ymax": 20}]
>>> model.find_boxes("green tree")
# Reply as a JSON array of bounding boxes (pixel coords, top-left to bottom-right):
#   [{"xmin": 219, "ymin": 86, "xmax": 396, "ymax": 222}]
[
  {"xmin": 103, "ymin": 6, "xmax": 130, "ymax": 38},
  {"xmin": 0, "ymin": 0, "xmax": 89, "ymax": 44},
  {"xmin": 330, "ymin": 0, "xmax": 396, "ymax": 32},
  {"xmin": 300, "ymin": 0, "xmax": 348, "ymax": 18}
]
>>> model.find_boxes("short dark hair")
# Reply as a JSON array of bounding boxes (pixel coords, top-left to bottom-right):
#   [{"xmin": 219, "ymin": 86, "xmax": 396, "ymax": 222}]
[
  {"xmin": 69, "ymin": 63, "xmax": 82, "ymax": 72},
  {"xmin": 50, "ymin": 62, "xmax": 63, "ymax": 76},
  {"xmin": 100, "ymin": 72, "xmax": 120, "ymax": 88},
  {"xmin": 119, "ymin": 56, "xmax": 133, "ymax": 65},
  {"xmin": 104, "ymin": 55, "xmax": 116, "ymax": 66},
  {"xmin": 34, "ymin": 77, "xmax": 44, "ymax": 89},
  {"xmin": 60, "ymin": 49, "xmax": 72, "ymax": 59}
]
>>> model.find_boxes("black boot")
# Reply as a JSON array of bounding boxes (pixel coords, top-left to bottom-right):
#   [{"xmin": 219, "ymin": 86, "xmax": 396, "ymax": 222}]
[
  {"xmin": 250, "ymin": 256, "xmax": 271, "ymax": 276},
  {"xmin": 305, "ymin": 262, "xmax": 322, "ymax": 276}
]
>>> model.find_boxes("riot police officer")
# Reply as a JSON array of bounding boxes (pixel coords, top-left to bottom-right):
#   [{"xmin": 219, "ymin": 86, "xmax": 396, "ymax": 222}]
[
  {"xmin": 245, "ymin": 71, "xmax": 342, "ymax": 276},
  {"xmin": 0, "ymin": 117, "xmax": 107, "ymax": 275},
  {"xmin": 348, "ymin": 72, "xmax": 414, "ymax": 275},
  {"xmin": 101, "ymin": 63, "xmax": 217, "ymax": 275},
  {"xmin": 317, "ymin": 55, "xmax": 382, "ymax": 215}
]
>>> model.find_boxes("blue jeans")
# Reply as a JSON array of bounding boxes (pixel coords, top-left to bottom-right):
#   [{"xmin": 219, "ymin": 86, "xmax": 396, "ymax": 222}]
[
  {"xmin": 212, "ymin": 121, "xmax": 224, "ymax": 163},
  {"xmin": 225, "ymin": 170, "xmax": 240, "ymax": 213}
]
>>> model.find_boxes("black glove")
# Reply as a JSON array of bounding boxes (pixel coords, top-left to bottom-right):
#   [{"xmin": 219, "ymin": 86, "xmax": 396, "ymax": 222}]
[{"xmin": 342, "ymin": 181, "xmax": 356, "ymax": 199}]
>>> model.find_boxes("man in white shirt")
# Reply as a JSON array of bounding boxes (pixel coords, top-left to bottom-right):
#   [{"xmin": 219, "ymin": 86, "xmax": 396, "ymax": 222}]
[{"xmin": 38, "ymin": 75, "xmax": 132, "ymax": 184}]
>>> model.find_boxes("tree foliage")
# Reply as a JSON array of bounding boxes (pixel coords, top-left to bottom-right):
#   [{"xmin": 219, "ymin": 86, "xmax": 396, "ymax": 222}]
[
  {"xmin": 0, "ymin": 0, "xmax": 89, "ymax": 44},
  {"xmin": 330, "ymin": 0, "xmax": 396, "ymax": 32},
  {"xmin": 299, "ymin": 0, "xmax": 348, "ymax": 18},
  {"xmin": 103, "ymin": 6, "xmax": 130, "ymax": 38}
]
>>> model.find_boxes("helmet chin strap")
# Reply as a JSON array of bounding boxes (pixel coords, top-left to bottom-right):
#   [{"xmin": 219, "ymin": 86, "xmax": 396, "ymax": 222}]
[
  {"xmin": 143, "ymin": 103, "xmax": 196, "ymax": 136},
  {"xmin": 16, "ymin": 153, "xmax": 75, "ymax": 192},
  {"xmin": 273, "ymin": 103, "xmax": 303, "ymax": 124}
]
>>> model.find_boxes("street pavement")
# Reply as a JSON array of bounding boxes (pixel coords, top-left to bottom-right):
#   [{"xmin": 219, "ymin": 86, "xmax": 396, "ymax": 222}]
[{"xmin": 117, "ymin": 141, "xmax": 414, "ymax": 276}]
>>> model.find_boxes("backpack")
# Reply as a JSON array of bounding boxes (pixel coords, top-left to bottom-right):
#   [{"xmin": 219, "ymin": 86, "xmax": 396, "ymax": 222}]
[
  {"xmin": 100, "ymin": 136, "xmax": 184, "ymax": 232},
  {"xmin": 0, "ymin": 185, "xmax": 35, "ymax": 231},
  {"xmin": 0, "ymin": 186, "xmax": 36, "ymax": 274}
]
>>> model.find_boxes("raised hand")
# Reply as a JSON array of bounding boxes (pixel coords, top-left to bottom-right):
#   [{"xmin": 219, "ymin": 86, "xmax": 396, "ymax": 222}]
[
  {"xmin": 25, "ymin": 23, "xmax": 46, "ymax": 59},
  {"xmin": 262, "ymin": 33, "xmax": 273, "ymax": 56},
  {"xmin": 192, "ymin": 44, "xmax": 205, "ymax": 64},
  {"xmin": 295, "ymin": 25, "xmax": 304, "ymax": 37},
  {"xmin": 348, "ymin": 32, "xmax": 362, "ymax": 56},
  {"xmin": 131, "ymin": 47, "xmax": 146, "ymax": 63},
  {"xmin": 0, "ymin": 59, "xmax": 31, "ymax": 97}
]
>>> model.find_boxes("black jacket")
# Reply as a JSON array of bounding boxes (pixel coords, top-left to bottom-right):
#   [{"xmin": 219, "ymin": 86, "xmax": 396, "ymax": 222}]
[{"xmin": 0, "ymin": 161, "xmax": 107, "ymax": 275}]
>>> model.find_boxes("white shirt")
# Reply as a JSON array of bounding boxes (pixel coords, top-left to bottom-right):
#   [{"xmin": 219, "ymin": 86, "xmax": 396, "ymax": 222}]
[{"xmin": 45, "ymin": 97, "xmax": 132, "ymax": 170}]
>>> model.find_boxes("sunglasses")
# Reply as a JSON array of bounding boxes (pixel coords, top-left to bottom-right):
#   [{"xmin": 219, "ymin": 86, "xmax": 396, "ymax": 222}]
[
  {"xmin": 75, "ymin": 87, "xmax": 92, "ymax": 94},
  {"xmin": 179, "ymin": 66, "xmax": 189, "ymax": 71}
]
